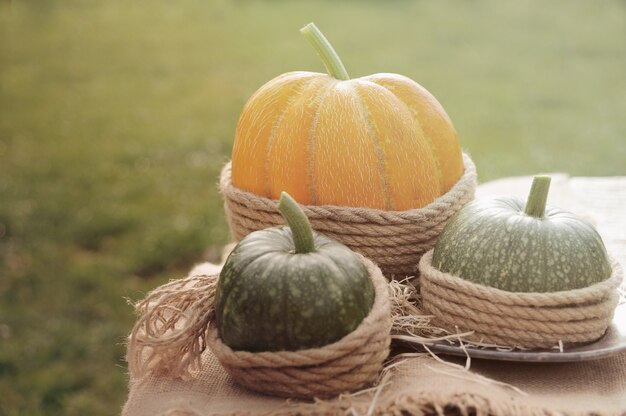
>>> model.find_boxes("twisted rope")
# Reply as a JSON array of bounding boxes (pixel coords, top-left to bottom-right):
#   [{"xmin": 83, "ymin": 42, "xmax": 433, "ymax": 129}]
[
  {"xmin": 207, "ymin": 255, "xmax": 392, "ymax": 399},
  {"xmin": 419, "ymin": 250, "xmax": 623, "ymax": 348},
  {"xmin": 220, "ymin": 153, "xmax": 477, "ymax": 277}
]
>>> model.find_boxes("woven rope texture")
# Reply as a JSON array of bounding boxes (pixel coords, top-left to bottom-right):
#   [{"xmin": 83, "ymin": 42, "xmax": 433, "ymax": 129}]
[
  {"xmin": 220, "ymin": 154, "xmax": 477, "ymax": 277},
  {"xmin": 418, "ymin": 250, "xmax": 623, "ymax": 348}
]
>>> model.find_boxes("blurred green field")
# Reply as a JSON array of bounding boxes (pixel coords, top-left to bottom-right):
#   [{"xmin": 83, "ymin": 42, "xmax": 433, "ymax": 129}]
[{"xmin": 1, "ymin": 0, "xmax": 625, "ymax": 414}]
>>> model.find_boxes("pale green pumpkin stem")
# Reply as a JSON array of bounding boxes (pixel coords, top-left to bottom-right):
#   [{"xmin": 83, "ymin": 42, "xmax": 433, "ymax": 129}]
[
  {"xmin": 524, "ymin": 176, "xmax": 552, "ymax": 218},
  {"xmin": 278, "ymin": 192, "xmax": 316, "ymax": 254},
  {"xmin": 300, "ymin": 22, "xmax": 350, "ymax": 80}
]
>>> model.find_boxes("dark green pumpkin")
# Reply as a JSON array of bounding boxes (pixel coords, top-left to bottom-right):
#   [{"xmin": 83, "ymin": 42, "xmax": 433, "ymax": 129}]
[
  {"xmin": 433, "ymin": 176, "xmax": 612, "ymax": 292},
  {"xmin": 215, "ymin": 192, "xmax": 375, "ymax": 352}
]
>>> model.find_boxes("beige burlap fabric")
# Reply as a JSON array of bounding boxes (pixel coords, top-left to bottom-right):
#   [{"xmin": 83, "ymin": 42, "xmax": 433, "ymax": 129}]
[
  {"xmin": 419, "ymin": 250, "xmax": 623, "ymax": 348},
  {"xmin": 123, "ymin": 350, "xmax": 626, "ymax": 416},
  {"xmin": 220, "ymin": 153, "xmax": 477, "ymax": 277},
  {"xmin": 127, "ymin": 256, "xmax": 392, "ymax": 400}
]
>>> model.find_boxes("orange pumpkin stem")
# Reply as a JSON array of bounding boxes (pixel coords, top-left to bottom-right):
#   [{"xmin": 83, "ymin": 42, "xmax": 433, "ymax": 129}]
[{"xmin": 300, "ymin": 22, "xmax": 350, "ymax": 81}]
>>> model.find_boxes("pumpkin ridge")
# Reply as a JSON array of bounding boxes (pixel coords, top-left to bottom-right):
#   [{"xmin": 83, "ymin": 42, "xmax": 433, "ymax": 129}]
[
  {"xmin": 220, "ymin": 248, "xmax": 283, "ymax": 314},
  {"xmin": 527, "ymin": 219, "xmax": 547, "ymax": 292},
  {"xmin": 307, "ymin": 80, "xmax": 338, "ymax": 205},
  {"xmin": 233, "ymin": 72, "xmax": 318, "ymax": 195},
  {"xmin": 264, "ymin": 75, "xmax": 320, "ymax": 197},
  {"xmin": 239, "ymin": 248, "xmax": 286, "ymax": 275},
  {"xmin": 303, "ymin": 253, "xmax": 365, "ymax": 341},
  {"xmin": 279, "ymin": 261, "xmax": 291, "ymax": 349},
  {"xmin": 502, "ymin": 214, "xmax": 539, "ymax": 290},
  {"xmin": 372, "ymin": 81, "xmax": 445, "ymax": 194},
  {"xmin": 220, "ymin": 253, "xmax": 284, "ymax": 350},
  {"xmin": 351, "ymin": 82, "xmax": 392, "ymax": 210},
  {"xmin": 240, "ymin": 71, "xmax": 313, "ymax": 111},
  {"xmin": 263, "ymin": 258, "xmax": 290, "ymax": 349},
  {"xmin": 563, "ymin": 219, "xmax": 611, "ymax": 283},
  {"xmin": 325, "ymin": 247, "xmax": 374, "ymax": 315},
  {"xmin": 220, "ymin": 240, "xmax": 276, "ymax": 291}
]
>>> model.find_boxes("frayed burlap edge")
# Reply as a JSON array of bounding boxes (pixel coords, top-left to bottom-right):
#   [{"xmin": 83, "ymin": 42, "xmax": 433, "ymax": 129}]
[
  {"xmin": 418, "ymin": 250, "xmax": 624, "ymax": 349},
  {"xmin": 206, "ymin": 255, "xmax": 392, "ymax": 399},
  {"xmin": 127, "ymin": 273, "xmax": 219, "ymax": 380},
  {"xmin": 220, "ymin": 153, "xmax": 477, "ymax": 278}
]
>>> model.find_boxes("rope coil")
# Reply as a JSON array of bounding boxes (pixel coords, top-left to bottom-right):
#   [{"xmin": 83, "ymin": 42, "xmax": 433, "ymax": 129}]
[
  {"xmin": 220, "ymin": 154, "xmax": 477, "ymax": 277},
  {"xmin": 419, "ymin": 250, "xmax": 623, "ymax": 348}
]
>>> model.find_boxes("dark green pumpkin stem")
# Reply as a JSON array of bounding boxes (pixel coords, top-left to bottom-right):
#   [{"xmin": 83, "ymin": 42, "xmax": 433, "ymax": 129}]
[
  {"xmin": 300, "ymin": 22, "xmax": 350, "ymax": 80},
  {"xmin": 524, "ymin": 176, "xmax": 551, "ymax": 218},
  {"xmin": 278, "ymin": 192, "xmax": 316, "ymax": 254}
]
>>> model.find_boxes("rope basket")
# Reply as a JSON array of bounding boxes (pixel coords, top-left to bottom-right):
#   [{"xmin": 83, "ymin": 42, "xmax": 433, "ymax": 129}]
[
  {"xmin": 207, "ymin": 255, "xmax": 392, "ymax": 399},
  {"xmin": 220, "ymin": 153, "xmax": 477, "ymax": 278},
  {"xmin": 127, "ymin": 255, "xmax": 392, "ymax": 400},
  {"xmin": 418, "ymin": 250, "xmax": 623, "ymax": 348}
]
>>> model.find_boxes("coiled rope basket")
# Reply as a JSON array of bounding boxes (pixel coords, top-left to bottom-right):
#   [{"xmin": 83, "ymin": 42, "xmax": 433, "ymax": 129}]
[
  {"xmin": 419, "ymin": 250, "xmax": 623, "ymax": 349},
  {"xmin": 207, "ymin": 256, "xmax": 391, "ymax": 399},
  {"xmin": 221, "ymin": 153, "xmax": 477, "ymax": 278}
]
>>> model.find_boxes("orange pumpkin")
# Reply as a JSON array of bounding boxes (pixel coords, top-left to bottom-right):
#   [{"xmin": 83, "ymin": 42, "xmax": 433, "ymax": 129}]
[{"xmin": 231, "ymin": 23, "xmax": 463, "ymax": 211}]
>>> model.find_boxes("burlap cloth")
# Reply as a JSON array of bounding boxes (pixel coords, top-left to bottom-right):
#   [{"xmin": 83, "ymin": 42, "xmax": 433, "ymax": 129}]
[{"xmin": 123, "ymin": 175, "xmax": 626, "ymax": 415}]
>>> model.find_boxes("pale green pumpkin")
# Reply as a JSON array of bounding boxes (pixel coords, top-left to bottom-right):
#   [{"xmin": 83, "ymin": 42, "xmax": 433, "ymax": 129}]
[{"xmin": 432, "ymin": 176, "xmax": 612, "ymax": 292}]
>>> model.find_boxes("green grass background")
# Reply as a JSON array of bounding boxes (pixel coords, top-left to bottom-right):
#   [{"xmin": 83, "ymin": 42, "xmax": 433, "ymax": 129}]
[{"xmin": 1, "ymin": 0, "xmax": 625, "ymax": 414}]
